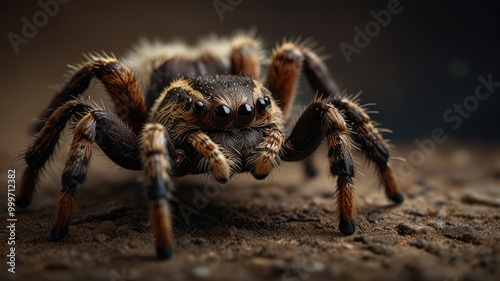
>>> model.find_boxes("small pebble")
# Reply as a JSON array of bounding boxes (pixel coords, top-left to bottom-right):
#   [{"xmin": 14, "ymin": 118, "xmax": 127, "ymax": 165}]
[
  {"xmin": 94, "ymin": 233, "xmax": 107, "ymax": 243},
  {"xmin": 191, "ymin": 266, "xmax": 212, "ymax": 278},
  {"xmin": 408, "ymin": 210, "xmax": 426, "ymax": 217},
  {"xmin": 95, "ymin": 220, "xmax": 117, "ymax": 238},
  {"xmin": 355, "ymin": 235, "xmax": 397, "ymax": 256},
  {"xmin": 257, "ymin": 245, "xmax": 276, "ymax": 257},
  {"xmin": 410, "ymin": 239, "xmax": 427, "ymax": 249},
  {"xmin": 461, "ymin": 193, "xmax": 500, "ymax": 208},
  {"xmin": 357, "ymin": 235, "xmax": 399, "ymax": 246},
  {"xmin": 397, "ymin": 222, "xmax": 429, "ymax": 235},
  {"xmin": 117, "ymin": 244, "xmax": 130, "ymax": 254},
  {"xmin": 342, "ymin": 243, "xmax": 354, "ymax": 250},
  {"xmin": 310, "ymin": 262, "xmax": 325, "ymax": 272},
  {"xmin": 424, "ymin": 242, "xmax": 446, "ymax": 257},
  {"xmin": 192, "ymin": 237, "xmax": 206, "ymax": 245},
  {"xmin": 226, "ymin": 226, "xmax": 238, "ymax": 237},
  {"xmin": 440, "ymin": 225, "xmax": 480, "ymax": 244},
  {"xmin": 367, "ymin": 244, "xmax": 393, "ymax": 256}
]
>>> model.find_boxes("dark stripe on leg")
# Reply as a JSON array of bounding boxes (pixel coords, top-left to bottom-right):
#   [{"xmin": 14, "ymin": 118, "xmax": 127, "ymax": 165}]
[
  {"xmin": 34, "ymin": 57, "xmax": 147, "ymax": 134},
  {"xmin": 142, "ymin": 124, "xmax": 174, "ymax": 259},
  {"xmin": 51, "ymin": 112, "xmax": 96, "ymax": 241},
  {"xmin": 17, "ymin": 101, "xmax": 93, "ymax": 207},
  {"xmin": 337, "ymin": 97, "xmax": 404, "ymax": 204},
  {"xmin": 337, "ymin": 176, "xmax": 356, "ymax": 235},
  {"xmin": 303, "ymin": 51, "xmax": 340, "ymax": 100}
]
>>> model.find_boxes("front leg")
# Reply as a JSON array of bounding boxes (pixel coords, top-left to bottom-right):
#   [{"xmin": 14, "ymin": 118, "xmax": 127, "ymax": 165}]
[
  {"xmin": 282, "ymin": 100, "xmax": 356, "ymax": 235},
  {"xmin": 187, "ymin": 131, "xmax": 233, "ymax": 183},
  {"xmin": 141, "ymin": 124, "xmax": 177, "ymax": 259},
  {"xmin": 247, "ymin": 126, "xmax": 285, "ymax": 180}
]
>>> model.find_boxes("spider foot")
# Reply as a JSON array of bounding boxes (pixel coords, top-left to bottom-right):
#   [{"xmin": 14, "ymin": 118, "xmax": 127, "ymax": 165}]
[
  {"xmin": 211, "ymin": 161, "xmax": 232, "ymax": 184},
  {"xmin": 304, "ymin": 164, "xmax": 318, "ymax": 179},
  {"xmin": 211, "ymin": 162, "xmax": 231, "ymax": 183},
  {"xmin": 249, "ymin": 128, "xmax": 284, "ymax": 180},
  {"xmin": 339, "ymin": 218, "xmax": 356, "ymax": 235},
  {"xmin": 388, "ymin": 192, "xmax": 404, "ymax": 204},
  {"xmin": 251, "ymin": 171, "xmax": 269, "ymax": 180},
  {"xmin": 249, "ymin": 150, "xmax": 280, "ymax": 180},
  {"xmin": 209, "ymin": 151, "xmax": 232, "ymax": 183},
  {"xmin": 17, "ymin": 168, "xmax": 38, "ymax": 208},
  {"xmin": 156, "ymin": 245, "xmax": 173, "ymax": 260},
  {"xmin": 15, "ymin": 197, "xmax": 31, "ymax": 208},
  {"xmin": 214, "ymin": 176, "xmax": 230, "ymax": 184},
  {"xmin": 50, "ymin": 226, "xmax": 69, "ymax": 241},
  {"xmin": 379, "ymin": 166, "xmax": 404, "ymax": 205}
]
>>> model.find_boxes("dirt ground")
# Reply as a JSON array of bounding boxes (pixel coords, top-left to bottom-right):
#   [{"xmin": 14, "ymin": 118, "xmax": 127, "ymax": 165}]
[{"xmin": 1, "ymin": 141, "xmax": 499, "ymax": 281}]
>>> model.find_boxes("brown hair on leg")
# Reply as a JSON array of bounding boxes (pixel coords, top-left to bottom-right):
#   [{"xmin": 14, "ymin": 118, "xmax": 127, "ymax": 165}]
[
  {"xmin": 33, "ymin": 55, "xmax": 147, "ymax": 135},
  {"xmin": 187, "ymin": 131, "xmax": 233, "ymax": 183},
  {"xmin": 266, "ymin": 43, "xmax": 304, "ymax": 119},
  {"xmin": 230, "ymin": 35, "xmax": 261, "ymax": 79},
  {"xmin": 51, "ymin": 112, "xmax": 97, "ymax": 240},
  {"xmin": 141, "ymin": 124, "xmax": 175, "ymax": 259},
  {"xmin": 337, "ymin": 97, "xmax": 403, "ymax": 204},
  {"xmin": 17, "ymin": 101, "xmax": 94, "ymax": 208}
]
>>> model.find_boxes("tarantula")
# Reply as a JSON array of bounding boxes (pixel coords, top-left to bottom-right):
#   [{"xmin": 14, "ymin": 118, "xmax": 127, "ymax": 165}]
[{"xmin": 17, "ymin": 32, "xmax": 403, "ymax": 259}]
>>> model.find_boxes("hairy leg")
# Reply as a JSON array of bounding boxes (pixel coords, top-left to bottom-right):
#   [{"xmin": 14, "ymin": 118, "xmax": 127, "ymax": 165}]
[
  {"xmin": 298, "ymin": 45, "xmax": 403, "ymax": 203},
  {"xmin": 336, "ymin": 97, "xmax": 403, "ymax": 203},
  {"xmin": 17, "ymin": 100, "xmax": 94, "ymax": 207},
  {"xmin": 187, "ymin": 131, "xmax": 233, "ymax": 183},
  {"xmin": 230, "ymin": 35, "xmax": 261, "ymax": 79},
  {"xmin": 18, "ymin": 100, "xmax": 145, "ymax": 238},
  {"xmin": 282, "ymin": 99, "xmax": 356, "ymax": 235},
  {"xmin": 247, "ymin": 126, "xmax": 285, "ymax": 180},
  {"xmin": 265, "ymin": 42, "xmax": 326, "ymax": 178},
  {"xmin": 265, "ymin": 42, "xmax": 303, "ymax": 119},
  {"xmin": 141, "ymin": 124, "xmax": 176, "ymax": 259},
  {"xmin": 32, "ymin": 55, "xmax": 147, "ymax": 134},
  {"xmin": 302, "ymin": 50, "xmax": 340, "ymax": 100},
  {"xmin": 51, "ymin": 112, "xmax": 97, "ymax": 240}
]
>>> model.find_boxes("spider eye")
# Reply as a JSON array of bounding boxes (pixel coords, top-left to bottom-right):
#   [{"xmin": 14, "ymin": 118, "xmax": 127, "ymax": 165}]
[
  {"xmin": 264, "ymin": 96, "xmax": 271, "ymax": 105},
  {"xmin": 237, "ymin": 103, "xmax": 254, "ymax": 124},
  {"xmin": 184, "ymin": 97, "xmax": 193, "ymax": 110},
  {"xmin": 193, "ymin": 100, "xmax": 206, "ymax": 116},
  {"xmin": 256, "ymin": 96, "xmax": 270, "ymax": 115},
  {"xmin": 212, "ymin": 105, "xmax": 232, "ymax": 126}
]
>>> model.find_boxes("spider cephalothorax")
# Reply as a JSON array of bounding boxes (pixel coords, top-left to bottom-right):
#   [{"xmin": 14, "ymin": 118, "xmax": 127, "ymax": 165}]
[
  {"xmin": 17, "ymin": 32, "xmax": 403, "ymax": 260},
  {"xmin": 152, "ymin": 75, "xmax": 284, "ymax": 182}
]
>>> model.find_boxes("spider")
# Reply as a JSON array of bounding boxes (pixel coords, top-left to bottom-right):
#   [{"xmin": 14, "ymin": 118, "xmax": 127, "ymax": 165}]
[{"xmin": 16, "ymin": 32, "xmax": 403, "ymax": 260}]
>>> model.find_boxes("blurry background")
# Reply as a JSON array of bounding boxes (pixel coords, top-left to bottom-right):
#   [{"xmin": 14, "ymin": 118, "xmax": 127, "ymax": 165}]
[{"xmin": 1, "ymin": 0, "xmax": 499, "ymax": 163}]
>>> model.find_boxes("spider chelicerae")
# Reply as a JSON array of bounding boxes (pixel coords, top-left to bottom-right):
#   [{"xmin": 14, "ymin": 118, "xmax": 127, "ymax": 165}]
[{"xmin": 17, "ymin": 32, "xmax": 403, "ymax": 259}]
